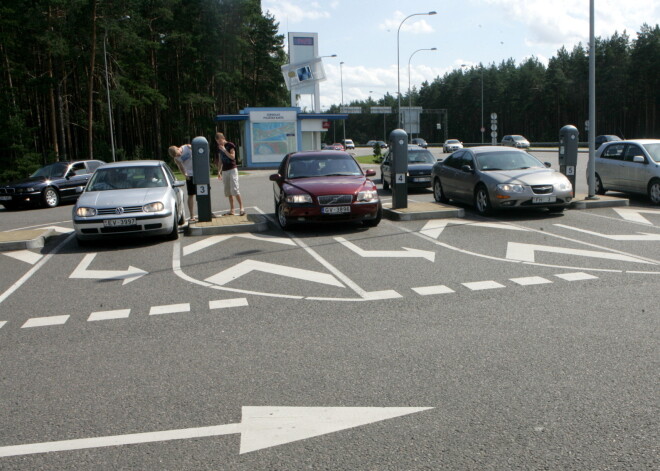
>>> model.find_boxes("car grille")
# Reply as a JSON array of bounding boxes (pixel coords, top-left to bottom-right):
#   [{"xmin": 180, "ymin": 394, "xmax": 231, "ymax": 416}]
[
  {"xmin": 318, "ymin": 195, "xmax": 353, "ymax": 205},
  {"xmin": 0, "ymin": 188, "xmax": 15, "ymax": 195},
  {"xmin": 531, "ymin": 185, "xmax": 554, "ymax": 194},
  {"xmin": 97, "ymin": 205, "xmax": 144, "ymax": 215},
  {"xmin": 409, "ymin": 169, "xmax": 430, "ymax": 176}
]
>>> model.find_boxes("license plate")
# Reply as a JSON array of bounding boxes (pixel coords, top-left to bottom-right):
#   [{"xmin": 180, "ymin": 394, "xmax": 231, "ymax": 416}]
[
  {"xmin": 0, "ymin": 196, "xmax": 11, "ymax": 201},
  {"xmin": 413, "ymin": 177, "xmax": 431, "ymax": 182},
  {"xmin": 103, "ymin": 218, "xmax": 137, "ymax": 227},
  {"xmin": 532, "ymin": 196, "xmax": 556, "ymax": 203},
  {"xmin": 322, "ymin": 206, "xmax": 350, "ymax": 214}
]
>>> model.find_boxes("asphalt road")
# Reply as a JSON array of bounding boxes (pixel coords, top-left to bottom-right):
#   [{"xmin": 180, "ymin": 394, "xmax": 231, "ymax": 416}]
[{"xmin": 0, "ymin": 153, "xmax": 658, "ymax": 470}]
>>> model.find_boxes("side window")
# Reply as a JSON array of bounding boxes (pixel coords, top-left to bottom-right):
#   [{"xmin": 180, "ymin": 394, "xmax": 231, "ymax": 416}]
[
  {"xmin": 444, "ymin": 151, "xmax": 464, "ymax": 169},
  {"xmin": 624, "ymin": 145, "xmax": 645, "ymax": 163},
  {"xmin": 162, "ymin": 164, "xmax": 176, "ymax": 185},
  {"xmin": 383, "ymin": 151, "xmax": 391, "ymax": 164},
  {"xmin": 278, "ymin": 156, "xmax": 288, "ymax": 176},
  {"xmin": 602, "ymin": 144, "xmax": 625, "ymax": 160},
  {"xmin": 71, "ymin": 163, "xmax": 87, "ymax": 176},
  {"xmin": 461, "ymin": 152, "xmax": 474, "ymax": 167}
]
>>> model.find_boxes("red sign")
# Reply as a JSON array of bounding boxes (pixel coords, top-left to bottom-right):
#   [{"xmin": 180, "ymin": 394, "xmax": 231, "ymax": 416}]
[{"xmin": 322, "ymin": 121, "xmax": 330, "ymax": 129}]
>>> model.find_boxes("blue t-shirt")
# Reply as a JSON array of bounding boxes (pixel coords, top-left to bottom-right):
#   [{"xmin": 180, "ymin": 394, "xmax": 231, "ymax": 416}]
[{"xmin": 178, "ymin": 145, "xmax": 193, "ymax": 177}]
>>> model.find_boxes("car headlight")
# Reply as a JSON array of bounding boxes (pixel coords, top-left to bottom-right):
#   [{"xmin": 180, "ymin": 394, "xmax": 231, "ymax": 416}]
[
  {"xmin": 357, "ymin": 190, "xmax": 378, "ymax": 202},
  {"xmin": 285, "ymin": 194, "xmax": 312, "ymax": 204},
  {"xmin": 143, "ymin": 202, "xmax": 164, "ymax": 212},
  {"xmin": 76, "ymin": 207, "xmax": 97, "ymax": 217},
  {"xmin": 17, "ymin": 188, "xmax": 35, "ymax": 194},
  {"xmin": 556, "ymin": 181, "xmax": 572, "ymax": 191},
  {"xmin": 497, "ymin": 183, "xmax": 525, "ymax": 193}
]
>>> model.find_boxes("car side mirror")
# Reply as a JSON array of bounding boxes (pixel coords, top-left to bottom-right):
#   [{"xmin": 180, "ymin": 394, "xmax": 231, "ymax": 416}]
[
  {"xmin": 544, "ymin": 162, "xmax": 552, "ymax": 168},
  {"xmin": 365, "ymin": 169, "xmax": 376, "ymax": 177},
  {"xmin": 269, "ymin": 173, "xmax": 282, "ymax": 182},
  {"xmin": 461, "ymin": 164, "xmax": 473, "ymax": 173},
  {"xmin": 173, "ymin": 180, "xmax": 185, "ymax": 187},
  {"xmin": 633, "ymin": 156, "xmax": 645, "ymax": 163}
]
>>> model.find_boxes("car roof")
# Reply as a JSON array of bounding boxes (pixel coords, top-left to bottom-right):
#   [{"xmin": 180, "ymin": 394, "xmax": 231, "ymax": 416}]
[
  {"xmin": 467, "ymin": 146, "xmax": 529, "ymax": 155},
  {"xmin": 605, "ymin": 139, "xmax": 660, "ymax": 145},
  {"xmin": 290, "ymin": 150, "xmax": 351, "ymax": 159},
  {"xmin": 97, "ymin": 160, "xmax": 164, "ymax": 168}
]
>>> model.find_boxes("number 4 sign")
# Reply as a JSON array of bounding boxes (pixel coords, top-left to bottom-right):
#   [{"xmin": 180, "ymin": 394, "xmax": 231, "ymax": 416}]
[{"xmin": 395, "ymin": 174, "xmax": 406, "ymax": 184}]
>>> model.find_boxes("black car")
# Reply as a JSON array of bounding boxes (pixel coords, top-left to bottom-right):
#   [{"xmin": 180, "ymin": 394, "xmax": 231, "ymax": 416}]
[
  {"xmin": 0, "ymin": 160, "xmax": 105, "ymax": 209},
  {"xmin": 595, "ymin": 135, "xmax": 621, "ymax": 149},
  {"xmin": 380, "ymin": 145, "xmax": 437, "ymax": 190},
  {"xmin": 411, "ymin": 138, "xmax": 428, "ymax": 148}
]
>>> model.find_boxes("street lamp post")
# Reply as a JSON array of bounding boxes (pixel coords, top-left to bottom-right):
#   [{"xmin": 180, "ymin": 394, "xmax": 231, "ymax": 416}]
[
  {"xmin": 103, "ymin": 30, "xmax": 116, "ymax": 162},
  {"xmin": 462, "ymin": 63, "xmax": 485, "ymax": 143},
  {"xmin": 397, "ymin": 11, "xmax": 436, "ymax": 129},
  {"xmin": 340, "ymin": 61, "xmax": 346, "ymax": 143},
  {"xmin": 408, "ymin": 47, "xmax": 436, "ymax": 140}
]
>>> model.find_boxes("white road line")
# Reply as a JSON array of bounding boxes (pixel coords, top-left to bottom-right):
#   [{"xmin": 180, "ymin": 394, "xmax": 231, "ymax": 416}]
[
  {"xmin": 88, "ymin": 309, "xmax": 131, "ymax": 322},
  {"xmin": 510, "ymin": 276, "xmax": 552, "ymax": 286},
  {"xmin": 555, "ymin": 272, "xmax": 598, "ymax": 281},
  {"xmin": 149, "ymin": 304, "xmax": 190, "ymax": 316},
  {"xmin": 0, "ymin": 321, "xmax": 6, "ymax": 329},
  {"xmin": 412, "ymin": 285, "xmax": 455, "ymax": 296},
  {"xmin": 209, "ymin": 298, "xmax": 249, "ymax": 309},
  {"xmin": 2, "ymin": 250, "xmax": 43, "ymax": 265},
  {"xmin": 462, "ymin": 280, "xmax": 506, "ymax": 291},
  {"xmin": 22, "ymin": 315, "xmax": 70, "ymax": 328}
]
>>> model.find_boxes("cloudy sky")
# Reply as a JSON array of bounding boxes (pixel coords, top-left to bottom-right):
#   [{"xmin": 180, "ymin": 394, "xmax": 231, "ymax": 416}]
[{"xmin": 262, "ymin": 0, "xmax": 658, "ymax": 110}]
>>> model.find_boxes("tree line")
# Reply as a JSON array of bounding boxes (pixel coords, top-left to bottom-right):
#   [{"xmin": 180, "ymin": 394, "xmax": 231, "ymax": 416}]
[{"xmin": 0, "ymin": 0, "xmax": 288, "ymax": 181}]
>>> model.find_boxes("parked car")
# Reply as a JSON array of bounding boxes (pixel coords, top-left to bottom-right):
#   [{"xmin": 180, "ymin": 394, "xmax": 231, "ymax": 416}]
[
  {"xmin": 72, "ymin": 160, "xmax": 186, "ymax": 243},
  {"xmin": 366, "ymin": 140, "xmax": 388, "ymax": 149},
  {"xmin": 342, "ymin": 139, "xmax": 355, "ymax": 150},
  {"xmin": 269, "ymin": 150, "xmax": 381, "ymax": 229},
  {"xmin": 595, "ymin": 135, "xmax": 621, "ymax": 149},
  {"xmin": 411, "ymin": 138, "xmax": 428, "ymax": 148},
  {"xmin": 380, "ymin": 145, "xmax": 437, "ymax": 191},
  {"xmin": 0, "ymin": 159, "xmax": 105, "ymax": 209},
  {"xmin": 331, "ymin": 143, "xmax": 345, "ymax": 151},
  {"xmin": 431, "ymin": 146, "xmax": 573, "ymax": 214},
  {"xmin": 594, "ymin": 139, "xmax": 660, "ymax": 204},
  {"xmin": 501, "ymin": 135, "xmax": 530, "ymax": 149},
  {"xmin": 443, "ymin": 139, "xmax": 463, "ymax": 153}
]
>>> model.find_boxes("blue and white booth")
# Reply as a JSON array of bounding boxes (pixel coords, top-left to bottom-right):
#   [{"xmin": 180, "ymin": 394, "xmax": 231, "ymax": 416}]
[{"xmin": 214, "ymin": 107, "xmax": 347, "ymax": 169}]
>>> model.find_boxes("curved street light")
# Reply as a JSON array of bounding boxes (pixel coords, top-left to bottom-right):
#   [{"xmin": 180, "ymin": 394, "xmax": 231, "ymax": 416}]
[
  {"xmin": 397, "ymin": 11, "xmax": 436, "ymax": 129},
  {"xmin": 408, "ymin": 47, "xmax": 437, "ymax": 139}
]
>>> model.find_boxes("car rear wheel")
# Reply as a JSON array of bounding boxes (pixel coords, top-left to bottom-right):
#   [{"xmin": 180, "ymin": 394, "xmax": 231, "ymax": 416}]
[
  {"xmin": 595, "ymin": 174, "xmax": 606, "ymax": 195},
  {"xmin": 648, "ymin": 179, "xmax": 660, "ymax": 205},
  {"xmin": 474, "ymin": 185, "xmax": 492, "ymax": 215},
  {"xmin": 433, "ymin": 178, "xmax": 448, "ymax": 203},
  {"xmin": 42, "ymin": 187, "xmax": 60, "ymax": 208}
]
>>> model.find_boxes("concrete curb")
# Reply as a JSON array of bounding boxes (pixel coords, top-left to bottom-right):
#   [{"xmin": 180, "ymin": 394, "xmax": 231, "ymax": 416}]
[
  {"xmin": 0, "ymin": 228, "xmax": 55, "ymax": 251},
  {"xmin": 383, "ymin": 202, "xmax": 464, "ymax": 221},
  {"xmin": 185, "ymin": 213, "xmax": 269, "ymax": 236}
]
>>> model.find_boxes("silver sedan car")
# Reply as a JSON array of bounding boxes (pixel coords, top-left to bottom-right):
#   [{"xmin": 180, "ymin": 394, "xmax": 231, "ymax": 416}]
[
  {"xmin": 594, "ymin": 139, "xmax": 660, "ymax": 204},
  {"xmin": 73, "ymin": 160, "xmax": 186, "ymax": 243},
  {"xmin": 431, "ymin": 147, "xmax": 573, "ymax": 214}
]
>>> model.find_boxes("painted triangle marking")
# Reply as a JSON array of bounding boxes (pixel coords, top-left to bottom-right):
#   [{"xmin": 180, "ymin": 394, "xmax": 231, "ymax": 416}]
[
  {"xmin": 420, "ymin": 218, "xmax": 528, "ymax": 239},
  {"xmin": 3, "ymin": 250, "xmax": 43, "ymax": 265},
  {"xmin": 506, "ymin": 242, "xmax": 654, "ymax": 264},
  {"xmin": 554, "ymin": 223, "xmax": 660, "ymax": 241},
  {"xmin": 205, "ymin": 260, "xmax": 345, "ymax": 287},
  {"xmin": 613, "ymin": 208, "xmax": 660, "ymax": 225},
  {"xmin": 184, "ymin": 233, "xmax": 296, "ymax": 256}
]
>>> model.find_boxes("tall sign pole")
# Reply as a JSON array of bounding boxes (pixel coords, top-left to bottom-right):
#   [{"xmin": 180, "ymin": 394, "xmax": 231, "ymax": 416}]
[{"xmin": 586, "ymin": 0, "xmax": 597, "ymax": 199}]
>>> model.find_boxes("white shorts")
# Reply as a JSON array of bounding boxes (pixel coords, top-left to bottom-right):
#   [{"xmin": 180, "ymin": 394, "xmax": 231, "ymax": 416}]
[{"xmin": 222, "ymin": 168, "xmax": 240, "ymax": 196}]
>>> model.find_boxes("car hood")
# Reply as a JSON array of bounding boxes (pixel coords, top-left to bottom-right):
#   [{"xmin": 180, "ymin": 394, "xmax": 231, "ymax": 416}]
[
  {"xmin": 2, "ymin": 176, "xmax": 51, "ymax": 188},
  {"xmin": 285, "ymin": 176, "xmax": 372, "ymax": 195},
  {"xmin": 77, "ymin": 188, "xmax": 171, "ymax": 207},
  {"xmin": 483, "ymin": 168, "xmax": 568, "ymax": 185}
]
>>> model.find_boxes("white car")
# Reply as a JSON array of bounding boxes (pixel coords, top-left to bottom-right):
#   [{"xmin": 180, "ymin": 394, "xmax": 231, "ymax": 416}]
[
  {"xmin": 501, "ymin": 135, "xmax": 530, "ymax": 149},
  {"xmin": 342, "ymin": 139, "xmax": 355, "ymax": 150},
  {"xmin": 443, "ymin": 139, "xmax": 463, "ymax": 153},
  {"xmin": 73, "ymin": 160, "xmax": 186, "ymax": 243}
]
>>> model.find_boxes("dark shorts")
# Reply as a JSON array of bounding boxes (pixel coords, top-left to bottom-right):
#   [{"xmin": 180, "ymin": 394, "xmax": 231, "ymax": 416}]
[{"xmin": 185, "ymin": 178, "xmax": 196, "ymax": 196}]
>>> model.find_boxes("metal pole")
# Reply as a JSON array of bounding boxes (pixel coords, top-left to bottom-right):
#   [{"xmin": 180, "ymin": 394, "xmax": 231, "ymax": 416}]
[
  {"xmin": 481, "ymin": 65, "xmax": 484, "ymax": 144},
  {"xmin": 587, "ymin": 0, "xmax": 597, "ymax": 198},
  {"xmin": 103, "ymin": 30, "xmax": 116, "ymax": 162},
  {"xmin": 340, "ymin": 61, "xmax": 346, "ymax": 144},
  {"xmin": 408, "ymin": 47, "xmax": 436, "ymax": 141}
]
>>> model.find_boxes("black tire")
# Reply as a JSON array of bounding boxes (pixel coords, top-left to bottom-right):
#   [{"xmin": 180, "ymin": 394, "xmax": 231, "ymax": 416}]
[
  {"xmin": 166, "ymin": 213, "xmax": 179, "ymax": 240},
  {"xmin": 382, "ymin": 177, "xmax": 389, "ymax": 191},
  {"xmin": 363, "ymin": 203, "xmax": 382, "ymax": 227},
  {"xmin": 42, "ymin": 187, "xmax": 60, "ymax": 208},
  {"xmin": 276, "ymin": 202, "xmax": 290, "ymax": 229},
  {"xmin": 548, "ymin": 206, "xmax": 565, "ymax": 213},
  {"xmin": 474, "ymin": 185, "xmax": 492, "ymax": 215},
  {"xmin": 177, "ymin": 204, "xmax": 185, "ymax": 225},
  {"xmin": 595, "ymin": 173, "xmax": 606, "ymax": 195},
  {"xmin": 433, "ymin": 178, "xmax": 448, "ymax": 203},
  {"xmin": 648, "ymin": 179, "xmax": 660, "ymax": 205}
]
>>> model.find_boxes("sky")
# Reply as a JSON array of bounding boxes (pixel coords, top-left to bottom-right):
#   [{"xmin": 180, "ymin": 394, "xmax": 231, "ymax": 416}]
[{"xmin": 261, "ymin": 0, "xmax": 659, "ymax": 111}]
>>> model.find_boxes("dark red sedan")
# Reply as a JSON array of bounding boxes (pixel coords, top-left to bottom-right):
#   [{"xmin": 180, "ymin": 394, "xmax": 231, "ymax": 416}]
[{"xmin": 269, "ymin": 151, "xmax": 382, "ymax": 229}]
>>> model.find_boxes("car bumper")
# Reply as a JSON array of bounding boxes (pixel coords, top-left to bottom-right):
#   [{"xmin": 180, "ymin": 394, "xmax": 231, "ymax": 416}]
[
  {"xmin": 406, "ymin": 176, "xmax": 432, "ymax": 188},
  {"xmin": 491, "ymin": 190, "xmax": 572, "ymax": 209},
  {"xmin": 0, "ymin": 192, "xmax": 43, "ymax": 207},
  {"xmin": 282, "ymin": 202, "xmax": 380, "ymax": 223},
  {"xmin": 73, "ymin": 212, "xmax": 175, "ymax": 239}
]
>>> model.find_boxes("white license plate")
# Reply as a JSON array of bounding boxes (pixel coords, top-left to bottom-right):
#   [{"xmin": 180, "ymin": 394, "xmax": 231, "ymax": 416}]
[
  {"xmin": 532, "ymin": 196, "xmax": 556, "ymax": 204},
  {"xmin": 103, "ymin": 218, "xmax": 137, "ymax": 227},
  {"xmin": 0, "ymin": 196, "xmax": 11, "ymax": 201},
  {"xmin": 413, "ymin": 177, "xmax": 431, "ymax": 182},
  {"xmin": 322, "ymin": 206, "xmax": 350, "ymax": 214}
]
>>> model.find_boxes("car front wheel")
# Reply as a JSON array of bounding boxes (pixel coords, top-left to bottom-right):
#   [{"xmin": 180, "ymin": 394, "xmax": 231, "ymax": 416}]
[
  {"xmin": 276, "ymin": 201, "xmax": 290, "ymax": 229},
  {"xmin": 42, "ymin": 187, "xmax": 60, "ymax": 208},
  {"xmin": 474, "ymin": 185, "xmax": 492, "ymax": 215},
  {"xmin": 648, "ymin": 179, "xmax": 660, "ymax": 205}
]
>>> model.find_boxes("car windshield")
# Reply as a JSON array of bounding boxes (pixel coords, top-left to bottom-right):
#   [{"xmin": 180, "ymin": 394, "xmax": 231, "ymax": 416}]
[
  {"xmin": 642, "ymin": 143, "xmax": 660, "ymax": 163},
  {"xmin": 447, "ymin": 140, "xmax": 459, "ymax": 144},
  {"xmin": 512, "ymin": 136, "xmax": 525, "ymax": 141},
  {"xmin": 408, "ymin": 150, "xmax": 435, "ymax": 164},
  {"xmin": 476, "ymin": 151, "xmax": 544, "ymax": 171},
  {"xmin": 30, "ymin": 162, "xmax": 69, "ymax": 179},
  {"xmin": 288, "ymin": 156, "xmax": 362, "ymax": 178},
  {"xmin": 87, "ymin": 166, "xmax": 167, "ymax": 191}
]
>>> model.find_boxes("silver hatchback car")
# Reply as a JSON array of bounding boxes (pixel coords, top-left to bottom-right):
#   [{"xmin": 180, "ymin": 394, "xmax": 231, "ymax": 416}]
[
  {"xmin": 73, "ymin": 160, "xmax": 186, "ymax": 243},
  {"xmin": 431, "ymin": 147, "xmax": 573, "ymax": 214},
  {"xmin": 594, "ymin": 139, "xmax": 660, "ymax": 204}
]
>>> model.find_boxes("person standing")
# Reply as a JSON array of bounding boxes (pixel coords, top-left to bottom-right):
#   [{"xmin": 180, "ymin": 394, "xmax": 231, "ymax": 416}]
[
  {"xmin": 214, "ymin": 132, "xmax": 244, "ymax": 216},
  {"xmin": 168, "ymin": 143, "xmax": 196, "ymax": 222}
]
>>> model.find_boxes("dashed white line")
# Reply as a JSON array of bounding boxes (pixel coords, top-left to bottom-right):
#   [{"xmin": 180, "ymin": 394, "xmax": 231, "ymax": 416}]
[
  {"xmin": 88, "ymin": 309, "xmax": 131, "ymax": 322},
  {"xmin": 22, "ymin": 315, "xmax": 70, "ymax": 328},
  {"xmin": 149, "ymin": 303, "xmax": 191, "ymax": 316},
  {"xmin": 510, "ymin": 276, "xmax": 552, "ymax": 286},
  {"xmin": 210, "ymin": 298, "xmax": 249, "ymax": 309},
  {"xmin": 412, "ymin": 285, "xmax": 455, "ymax": 296},
  {"xmin": 462, "ymin": 281, "xmax": 506, "ymax": 291},
  {"xmin": 555, "ymin": 272, "xmax": 599, "ymax": 281},
  {"xmin": 0, "ymin": 321, "xmax": 6, "ymax": 329}
]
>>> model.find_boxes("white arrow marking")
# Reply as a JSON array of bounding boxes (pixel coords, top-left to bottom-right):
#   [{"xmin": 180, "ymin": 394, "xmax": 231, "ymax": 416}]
[
  {"xmin": 184, "ymin": 233, "xmax": 295, "ymax": 256},
  {"xmin": 3, "ymin": 250, "xmax": 43, "ymax": 265},
  {"xmin": 335, "ymin": 237, "xmax": 435, "ymax": 262},
  {"xmin": 70, "ymin": 253, "xmax": 148, "ymax": 285},
  {"xmin": 0, "ymin": 406, "xmax": 433, "ymax": 458},
  {"xmin": 205, "ymin": 260, "xmax": 345, "ymax": 287},
  {"xmin": 506, "ymin": 242, "xmax": 654, "ymax": 264},
  {"xmin": 613, "ymin": 208, "xmax": 660, "ymax": 225},
  {"xmin": 554, "ymin": 224, "xmax": 660, "ymax": 241},
  {"xmin": 420, "ymin": 218, "xmax": 528, "ymax": 239}
]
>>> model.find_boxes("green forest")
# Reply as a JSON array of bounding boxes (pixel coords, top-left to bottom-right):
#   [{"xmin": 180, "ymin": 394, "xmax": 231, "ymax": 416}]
[{"xmin": 1, "ymin": 0, "xmax": 658, "ymax": 182}]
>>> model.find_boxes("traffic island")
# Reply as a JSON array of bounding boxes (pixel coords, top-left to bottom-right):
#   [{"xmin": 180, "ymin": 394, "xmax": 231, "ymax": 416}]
[
  {"xmin": 185, "ymin": 213, "xmax": 269, "ymax": 236},
  {"xmin": 570, "ymin": 193, "xmax": 629, "ymax": 209},
  {"xmin": 0, "ymin": 228, "xmax": 55, "ymax": 251},
  {"xmin": 382, "ymin": 201, "xmax": 464, "ymax": 221}
]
